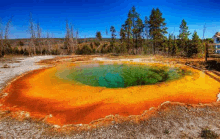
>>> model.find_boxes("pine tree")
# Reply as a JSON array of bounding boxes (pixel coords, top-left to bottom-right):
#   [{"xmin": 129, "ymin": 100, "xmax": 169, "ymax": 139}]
[
  {"xmin": 124, "ymin": 12, "xmax": 132, "ymax": 51},
  {"xmin": 167, "ymin": 34, "xmax": 173, "ymax": 56},
  {"xmin": 96, "ymin": 31, "xmax": 102, "ymax": 41},
  {"xmin": 178, "ymin": 19, "xmax": 190, "ymax": 56},
  {"xmin": 171, "ymin": 35, "xmax": 178, "ymax": 56},
  {"xmin": 178, "ymin": 19, "xmax": 190, "ymax": 40},
  {"xmin": 143, "ymin": 16, "xmax": 150, "ymax": 54},
  {"xmin": 121, "ymin": 6, "xmax": 143, "ymax": 54},
  {"xmin": 190, "ymin": 30, "xmax": 201, "ymax": 57},
  {"xmin": 144, "ymin": 16, "xmax": 150, "ymax": 40},
  {"xmin": 130, "ymin": 6, "xmax": 140, "ymax": 53},
  {"xmin": 110, "ymin": 26, "xmax": 116, "ymax": 42},
  {"xmin": 148, "ymin": 8, "xmax": 168, "ymax": 54},
  {"xmin": 119, "ymin": 25, "xmax": 126, "ymax": 43},
  {"xmin": 109, "ymin": 26, "xmax": 116, "ymax": 53},
  {"xmin": 135, "ymin": 17, "xmax": 144, "ymax": 54}
]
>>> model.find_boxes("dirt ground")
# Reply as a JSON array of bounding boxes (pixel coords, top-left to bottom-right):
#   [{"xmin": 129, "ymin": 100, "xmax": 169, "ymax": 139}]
[{"xmin": 0, "ymin": 54, "xmax": 220, "ymax": 139}]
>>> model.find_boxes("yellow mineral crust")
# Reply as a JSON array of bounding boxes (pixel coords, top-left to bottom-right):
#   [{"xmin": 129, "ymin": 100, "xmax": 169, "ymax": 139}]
[{"xmin": 1, "ymin": 61, "xmax": 219, "ymax": 125}]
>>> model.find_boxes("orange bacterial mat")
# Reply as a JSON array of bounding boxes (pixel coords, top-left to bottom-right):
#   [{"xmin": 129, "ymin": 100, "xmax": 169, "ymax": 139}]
[{"xmin": 1, "ymin": 62, "xmax": 220, "ymax": 125}]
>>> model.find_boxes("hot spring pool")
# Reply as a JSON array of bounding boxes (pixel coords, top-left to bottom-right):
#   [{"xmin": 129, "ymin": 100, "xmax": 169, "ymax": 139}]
[
  {"xmin": 57, "ymin": 64, "xmax": 189, "ymax": 88},
  {"xmin": 1, "ymin": 61, "xmax": 220, "ymax": 125}
]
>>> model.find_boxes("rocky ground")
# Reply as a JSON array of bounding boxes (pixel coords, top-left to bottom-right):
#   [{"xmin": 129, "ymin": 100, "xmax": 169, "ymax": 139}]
[
  {"xmin": 0, "ymin": 102, "xmax": 220, "ymax": 138},
  {"xmin": 0, "ymin": 55, "xmax": 55, "ymax": 91},
  {"xmin": 0, "ymin": 55, "xmax": 220, "ymax": 139}
]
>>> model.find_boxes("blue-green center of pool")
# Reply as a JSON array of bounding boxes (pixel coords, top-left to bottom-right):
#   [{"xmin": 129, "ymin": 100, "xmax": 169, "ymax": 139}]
[{"xmin": 60, "ymin": 64, "xmax": 189, "ymax": 88}]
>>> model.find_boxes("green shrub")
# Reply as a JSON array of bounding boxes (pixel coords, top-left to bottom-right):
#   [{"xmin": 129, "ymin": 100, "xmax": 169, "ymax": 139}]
[
  {"xmin": 51, "ymin": 49, "xmax": 60, "ymax": 55},
  {"xmin": 101, "ymin": 44, "xmax": 108, "ymax": 53},
  {"xmin": 42, "ymin": 48, "xmax": 47, "ymax": 55},
  {"xmin": 5, "ymin": 46, "xmax": 12, "ymax": 54},
  {"xmin": 23, "ymin": 48, "xmax": 29, "ymax": 55},
  {"xmin": 94, "ymin": 41, "xmax": 100, "ymax": 47},
  {"xmin": 90, "ymin": 42, "xmax": 96, "ymax": 53},
  {"xmin": 201, "ymin": 128, "xmax": 218, "ymax": 139},
  {"xmin": 18, "ymin": 40, "xmax": 24, "ymax": 46},
  {"xmin": 114, "ymin": 45, "xmax": 120, "ymax": 54},
  {"xmin": 63, "ymin": 41, "xmax": 68, "ymax": 49},
  {"xmin": 13, "ymin": 47, "xmax": 19, "ymax": 54},
  {"xmin": 107, "ymin": 43, "xmax": 114, "ymax": 53},
  {"xmin": 20, "ymin": 48, "xmax": 24, "ymax": 55},
  {"xmin": 163, "ymin": 129, "xmax": 170, "ymax": 134},
  {"xmin": 36, "ymin": 48, "xmax": 41, "ymax": 55},
  {"xmin": 119, "ymin": 43, "xmax": 127, "ymax": 54},
  {"xmin": 76, "ymin": 44, "xmax": 93, "ymax": 55}
]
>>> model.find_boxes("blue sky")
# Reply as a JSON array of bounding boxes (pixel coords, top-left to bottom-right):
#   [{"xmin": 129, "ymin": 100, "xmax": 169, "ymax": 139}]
[{"xmin": 0, "ymin": 0, "xmax": 220, "ymax": 39}]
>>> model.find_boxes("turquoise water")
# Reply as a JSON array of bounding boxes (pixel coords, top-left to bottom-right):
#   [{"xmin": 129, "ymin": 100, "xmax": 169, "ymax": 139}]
[{"xmin": 61, "ymin": 64, "xmax": 188, "ymax": 88}]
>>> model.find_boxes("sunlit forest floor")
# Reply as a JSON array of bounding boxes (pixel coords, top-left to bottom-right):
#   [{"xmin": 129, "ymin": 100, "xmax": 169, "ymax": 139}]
[{"xmin": 0, "ymin": 54, "xmax": 220, "ymax": 138}]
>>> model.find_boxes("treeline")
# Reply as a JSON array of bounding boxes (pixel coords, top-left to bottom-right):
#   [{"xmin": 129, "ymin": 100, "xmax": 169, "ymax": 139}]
[
  {"xmin": 0, "ymin": 7, "xmax": 215, "ymax": 57},
  {"xmin": 76, "ymin": 6, "xmax": 213, "ymax": 57},
  {"xmin": 0, "ymin": 38, "xmax": 62, "ymax": 56},
  {"xmin": 2, "ymin": 40, "xmax": 61, "ymax": 56},
  {"xmin": 0, "ymin": 14, "xmax": 77, "ymax": 57}
]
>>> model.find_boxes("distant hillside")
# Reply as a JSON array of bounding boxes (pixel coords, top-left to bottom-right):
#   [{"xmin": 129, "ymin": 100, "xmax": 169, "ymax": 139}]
[{"xmin": 7, "ymin": 38, "xmax": 115, "ymax": 42}]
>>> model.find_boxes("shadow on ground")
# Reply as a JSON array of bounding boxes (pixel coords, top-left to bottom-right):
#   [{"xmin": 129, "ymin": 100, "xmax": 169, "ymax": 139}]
[{"xmin": 206, "ymin": 60, "xmax": 220, "ymax": 71}]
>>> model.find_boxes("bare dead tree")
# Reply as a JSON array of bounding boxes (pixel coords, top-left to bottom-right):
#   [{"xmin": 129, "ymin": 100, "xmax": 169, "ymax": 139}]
[
  {"xmin": 3, "ymin": 17, "xmax": 13, "ymax": 56},
  {"xmin": 203, "ymin": 23, "xmax": 206, "ymax": 40},
  {"xmin": 4, "ymin": 17, "xmax": 12, "ymax": 40},
  {"xmin": 70, "ymin": 23, "xmax": 76, "ymax": 52},
  {"xmin": 65, "ymin": 20, "xmax": 74, "ymax": 54},
  {"xmin": 46, "ymin": 31, "xmax": 51, "ymax": 55},
  {"xmin": 36, "ymin": 21, "xmax": 42, "ymax": 55},
  {"xmin": 75, "ymin": 29, "xmax": 78, "ymax": 49},
  {"xmin": 84, "ymin": 35, "xmax": 87, "ymax": 43},
  {"xmin": 51, "ymin": 33, "xmax": 54, "ymax": 38},
  {"xmin": 202, "ymin": 23, "xmax": 207, "ymax": 56},
  {"xmin": 106, "ymin": 27, "xmax": 108, "ymax": 36},
  {"xmin": 41, "ymin": 34, "xmax": 46, "ymax": 55},
  {"xmin": 29, "ymin": 13, "xmax": 36, "ymax": 56},
  {"xmin": 0, "ymin": 18, "xmax": 3, "ymax": 57},
  {"xmin": 65, "ymin": 20, "xmax": 70, "ymax": 53},
  {"xmin": 70, "ymin": 23, "xmax": 73, "ymax": 39}
]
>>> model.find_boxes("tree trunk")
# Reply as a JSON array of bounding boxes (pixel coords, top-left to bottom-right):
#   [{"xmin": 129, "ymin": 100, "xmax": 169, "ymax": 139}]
[
  {"xmin": 136, "ymin": 36, "xmax": 138, "ymax": 55},
  {"xmin": 205, "ymin": 43, "xmax": 208, "ymax": 62},
  {"xmin": 153, "ymin": 41, "xmax": 156, "ymax": 55}
]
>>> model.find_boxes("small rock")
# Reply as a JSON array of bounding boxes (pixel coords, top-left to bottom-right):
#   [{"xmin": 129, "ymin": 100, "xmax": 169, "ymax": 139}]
[
  {"xmin": 217, "ymin": 93, "xmax": 220, "ymax": 102},
  {"xmin": 49, "ymin": 114, "xmax": 53, "ymax": 118},
  {"xmin": 25, "ymin": 112, "xmax": 30, "ymax": 118},
  {"xmin": 149, "ymin": 107, "xmax": 155, "ymax": 111},
  {"xmin": 87, "ymin": 126, "xmax": 91, "ymax": 130},
  {"xmin": 2, "ymin": 64, "xmax": 10, "ymax": 68},
  {"xmin": 179, "ymin": 127, "xmax": 184, "ymax": 132},
  {"xmin": 53, "ymin": 125, "xmax": 60, "ymax": 128},
  {"xmin": 1, "ymin": 93, "xmax": 8, "ymax": 97}
]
